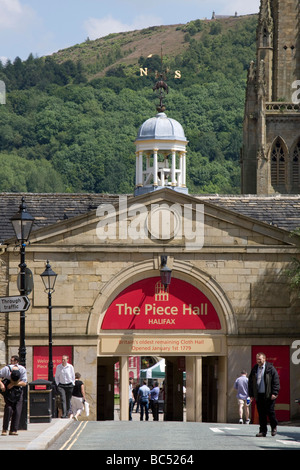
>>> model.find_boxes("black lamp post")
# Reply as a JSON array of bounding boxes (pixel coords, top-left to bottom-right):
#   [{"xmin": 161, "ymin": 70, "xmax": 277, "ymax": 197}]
[
  {"xmin": 40, "ymin": 261, "xmax": 57, "ymax": 417},
  {"xmin": 40, "ymin": 261, "xmax": 57, "ymax": 386},
  {"xmin": 10, "ymin": 197, "xmax": 35, "ymax": 430},
  {"xmin": 160, "ymin": 256, "xmax": 172, "ymax": 291}
]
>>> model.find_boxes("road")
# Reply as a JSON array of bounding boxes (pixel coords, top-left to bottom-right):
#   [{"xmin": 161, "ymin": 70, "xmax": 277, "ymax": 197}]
[{"xmin": 48, "ymin": 420, "xmax": 300, "ymax": 452}]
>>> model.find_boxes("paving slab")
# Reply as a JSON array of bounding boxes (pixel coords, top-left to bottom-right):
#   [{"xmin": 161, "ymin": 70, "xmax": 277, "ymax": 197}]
[{"xmin": 0, "ymin": 417, "xmax": 72, "ymax": 450}]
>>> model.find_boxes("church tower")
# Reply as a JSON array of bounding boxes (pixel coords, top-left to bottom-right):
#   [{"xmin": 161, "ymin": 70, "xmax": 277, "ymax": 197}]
[{"xmin": 241, "ymin": 0, "xmax": 300, "ymax": 194}]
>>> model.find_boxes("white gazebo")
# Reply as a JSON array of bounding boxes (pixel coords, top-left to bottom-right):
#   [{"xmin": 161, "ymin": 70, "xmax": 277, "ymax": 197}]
[
  {"xmin": 140, "ymin": 359, "xmax": 166, "ymax": 379},
  {"xmin": 134, "ymin": 112, "xmax": 188, "ymax": 196}
]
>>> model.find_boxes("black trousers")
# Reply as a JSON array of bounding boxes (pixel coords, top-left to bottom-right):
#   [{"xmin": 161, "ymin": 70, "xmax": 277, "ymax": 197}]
[
  {"xmin": 256, "ymin": 393, "xmax": 278, "ymax": 434},
  {"xmin": 2, "ymin": 390, "xmax": 23, "ymax": 432},
  {"xmin": 58, "ymin": 383, "xmax": 74, "ymax": 417},
  {"xmin": 152, "ymin": 401, "xmax": 159, "ymax": 421}
]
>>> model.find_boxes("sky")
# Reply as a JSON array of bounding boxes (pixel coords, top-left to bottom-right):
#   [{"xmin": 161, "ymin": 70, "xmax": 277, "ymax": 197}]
[{"xmin": 0, "ymin": 0, "xmax": 260, "ymax": 64}]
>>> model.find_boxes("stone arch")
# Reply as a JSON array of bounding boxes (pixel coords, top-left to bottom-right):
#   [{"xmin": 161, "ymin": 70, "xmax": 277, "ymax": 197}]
[{"xmin": 87, "ymin": 259, "xmax": 238, "ymax": 336}]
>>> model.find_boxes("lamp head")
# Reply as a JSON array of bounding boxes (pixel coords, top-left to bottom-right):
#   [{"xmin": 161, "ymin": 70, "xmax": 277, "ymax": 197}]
[{"xmin": 40, "ymin": 260, "xmax": 57, "ymax": 292}]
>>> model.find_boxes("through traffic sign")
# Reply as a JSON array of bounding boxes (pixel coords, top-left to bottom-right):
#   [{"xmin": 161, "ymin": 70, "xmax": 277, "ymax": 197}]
[{"xmin": 0, "ymin": 296, "xmax": 30, "ymax": 313}]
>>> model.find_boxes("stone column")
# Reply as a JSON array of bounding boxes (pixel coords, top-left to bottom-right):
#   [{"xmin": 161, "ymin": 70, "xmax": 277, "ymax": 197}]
[
  {"xmin": 171, "ymin": 151, "xmax": 176, "ymax": 186},
  {"xmin": 186, "ymin": 356, "xmax": 202, "ymax": 422},
  {"xmin": 119, "ymin": 356, "xmax": 129, "ymax": 421},
  {"xmin": 153, "ymin": 149, "xmax": 158, "ymax": 186},
  {"xmin": 138, "ymin": 151, "xmax": 143, "ymax": 187},
  {"xmin": 217, "ymin": 356, "xmax": 227, "ymax": 423},
  {"xmin": 178, "ymin": 153, "xmax": 183, "ymax": 187},
  {"xmin": 182, "ymin": 151, "xmax": 186, "ymax": 187}
]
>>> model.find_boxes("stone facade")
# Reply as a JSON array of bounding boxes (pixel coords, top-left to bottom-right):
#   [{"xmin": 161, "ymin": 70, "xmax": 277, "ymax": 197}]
[
  {"xmin": 1, "ymin": 190, "xmax": 299, "ymax": 422},
  {"xmin": 0, "ymin": 0, "xmax": 300, "ymax": 424},
  {"xmin": 0, "ymin": 250, "xmax": 8, "ymax": 366},
  {"xmin": 242, "ymin": 0, "xmax": 300, "ymax": 194}
]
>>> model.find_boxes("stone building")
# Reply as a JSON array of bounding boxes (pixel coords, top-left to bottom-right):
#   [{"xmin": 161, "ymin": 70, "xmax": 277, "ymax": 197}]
[
  {"xmin": 0, "ymin": 152, "xmax": 299, "ymax": 424},
  {"xmin": 242, "ymin": 0, "xmax": 300, "ymax": 194},
  {"xmin": 0, "ymin": 0, "xmax": 299, "ymax": 424}
]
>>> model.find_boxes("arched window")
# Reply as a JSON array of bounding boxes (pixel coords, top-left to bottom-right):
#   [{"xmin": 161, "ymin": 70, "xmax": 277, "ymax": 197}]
[
  {"xmin": 271, "ymin": 138, "xmax": 287, "ymax": 188},
  {"xmin": 292, "ymin": 140, "xmax": 300, "ymax": 187}
]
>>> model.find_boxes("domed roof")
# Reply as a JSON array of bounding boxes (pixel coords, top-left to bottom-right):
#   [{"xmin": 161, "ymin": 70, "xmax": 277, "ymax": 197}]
[{"xmin": 136, "ymin": 112, "xmax": 187, "ymax": 142}]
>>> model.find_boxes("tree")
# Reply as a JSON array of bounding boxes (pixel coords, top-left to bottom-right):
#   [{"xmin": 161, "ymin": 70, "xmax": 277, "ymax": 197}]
[
  {"xmin": 0, "ymin": 153, "xmax": 65, "ymax": 192},
  {"xmin": 0, "ymin": 15, "xmax": 257, "ymax": 194}
]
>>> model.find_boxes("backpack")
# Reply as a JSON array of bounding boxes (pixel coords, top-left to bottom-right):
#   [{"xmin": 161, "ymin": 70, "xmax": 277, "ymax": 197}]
[
  {"xmin": 0, "ymin": 365, "xmax": 23, "ymax": 405},
  {"xmin": 0, "ymin": 378, "xmax": 22, "ymax": 405}
]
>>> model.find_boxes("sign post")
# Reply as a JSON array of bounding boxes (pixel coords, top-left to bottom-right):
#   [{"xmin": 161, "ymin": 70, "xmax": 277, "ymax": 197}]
[{"xmin": 0, "ymin": 295, "xmax": 30, "ymax": 313}]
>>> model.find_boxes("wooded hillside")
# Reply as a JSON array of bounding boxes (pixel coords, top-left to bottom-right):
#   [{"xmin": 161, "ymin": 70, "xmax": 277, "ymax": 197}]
[{"xmin": 0, "ymin": 15, "xmax": 258, "ymax": 194}]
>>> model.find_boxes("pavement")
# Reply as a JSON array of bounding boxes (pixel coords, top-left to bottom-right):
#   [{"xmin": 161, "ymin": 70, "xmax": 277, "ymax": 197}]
[
  {"xmin": 0, "ymin": 416, "xmax": 73, "ymax": 450},
  {"xmin": 0, "ymin": 405, "xmax": 142, "ymax": 450},
  {"xmin": 0, "ymin": 406, "xmax": 132, "ymax": 450},
  {"xmin": 0, "ymin": 409, "xmax": 299, "ymax": 450},
  {"xmin": 0, "ymin": 406, "xmax": 164, "ymax": 450}
]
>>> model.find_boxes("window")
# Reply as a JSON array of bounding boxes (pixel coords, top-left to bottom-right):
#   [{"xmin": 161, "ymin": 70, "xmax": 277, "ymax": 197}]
[
  {"xmin": 271, "ymin": 138, "xmax": 286, "ymax": 187},
  {"xmin": 292, "ymin": 141, "xmax": 300, "ymax": 186}
]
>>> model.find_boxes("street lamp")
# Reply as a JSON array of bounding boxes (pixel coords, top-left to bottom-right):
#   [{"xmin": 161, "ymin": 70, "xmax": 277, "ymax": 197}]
[
  {"xmin": 10, "ymin": 197, "xmax": 35, "ymax": 430},
  {"xmin": 10, "ymin": 197, "xmax": 35, "ymax": 244},
  {"xmin": 40, "ymin": 261, "xmax": 57, "ymax": 382},
  {"xmin": 40, "ymin": 260, "xmax": 57, "ymax": 417},
  {"xmin": 160, "ymin": 256, "xmax": 172, "ymax": 291}
]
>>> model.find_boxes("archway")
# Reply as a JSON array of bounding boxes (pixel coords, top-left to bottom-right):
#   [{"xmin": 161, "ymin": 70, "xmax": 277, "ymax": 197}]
[{"xmin": 90, "ymin": 260, "xmax": 236, "ymax": 422}]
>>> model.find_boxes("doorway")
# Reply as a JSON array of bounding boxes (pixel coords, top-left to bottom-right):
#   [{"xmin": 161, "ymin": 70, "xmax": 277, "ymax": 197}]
[
  {"xmin": 202, "ymin": 357, "xmax": 218, "ymax": 422},
  {"xmin": 164, "ymin": 357, "xmax": 185, "ymax": 421},
  {"xmin": 97, "ymin": 357, "xmax": 119, "ymax": 420},
  {"xmin": 97, "ymin": 355, "xmax": 220, "ymax": 422}
]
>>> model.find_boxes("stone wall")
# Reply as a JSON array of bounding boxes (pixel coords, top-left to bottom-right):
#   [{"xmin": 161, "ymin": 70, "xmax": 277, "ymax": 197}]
[
  {"xmin": 0, "ymin": 251, "xmax": 8, "ymax": 367},
  {"xmin": 242, "ymin": 0, "xmax": 300, "ymax": 194},
  {"xmin": 2, "ymin": 195, "xmax": 300, "ymax": 422}
]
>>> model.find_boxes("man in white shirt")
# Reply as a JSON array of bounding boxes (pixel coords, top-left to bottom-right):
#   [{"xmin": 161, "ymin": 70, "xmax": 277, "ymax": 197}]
[
  {"xmin": 55, "ymin": 355, "xmax": 75, "ymax": 418},
  {"xmin": 129, "ymin": 377, "xmax": 134, "ymax": 421}
]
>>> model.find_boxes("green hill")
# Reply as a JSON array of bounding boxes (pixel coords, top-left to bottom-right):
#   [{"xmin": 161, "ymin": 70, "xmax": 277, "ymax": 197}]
[{"xmin": 0, "ymin": 15, "xmax": 258, "ymax": 194}]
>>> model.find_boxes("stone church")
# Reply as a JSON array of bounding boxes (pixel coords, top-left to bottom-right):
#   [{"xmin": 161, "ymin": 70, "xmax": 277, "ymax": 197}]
[
  {"xmin": 0, "ymin": 0, "xmax": 299, "ymax": 424},
  {"xmin": 242, "ymin": 0, "xmax": 300, "ymax": 194}
]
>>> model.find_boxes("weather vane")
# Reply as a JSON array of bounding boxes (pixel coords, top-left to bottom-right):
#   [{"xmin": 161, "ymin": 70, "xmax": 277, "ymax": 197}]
[
  {"xmin": 139, "ymin": 46, "xmax": 181, "ymax": 113},
  {"xmin": 153, "ymin": 48, "xmax": 169, "ymax": 112}
]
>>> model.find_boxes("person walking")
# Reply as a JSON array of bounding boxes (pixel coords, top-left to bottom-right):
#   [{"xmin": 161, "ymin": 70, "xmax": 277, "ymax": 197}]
[
  {"xmin": 70, "ymin": 372, "xmax": 86, "ymax": 421},
  {"xmin": 129, "ymin": 377, "xmax": 134, "ymax": 421},
  {"xmin": 55, "ymin": 355, "xmax": 75, "ymax": 418},
  {"xmin": 150, "ymin": 381, "xmax": 160, "ymax": 421},
  {"xmin": 0, "ymin": 356, "xmax": 27, "ymax": 436},
  {"xmin": 248, "ymin": 352, "xmax": 280, "ymax": 437},
  {"xmin": 138, "ymin": 380, "xmax": 150, "ymax": 421},
  {"xmin": 133, "ymin": 383, "xmax": 140, "ymax": 413},
  {"xmin": 234, "ymin": 370, "xmax": 250, "ymax": 424}
]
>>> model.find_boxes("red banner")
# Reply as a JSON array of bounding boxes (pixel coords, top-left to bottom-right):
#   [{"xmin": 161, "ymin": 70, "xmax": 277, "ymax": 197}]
[
  {"xmin": 33, "ymin": 346, "xmax": 73, "ymax": 381},
  {"xmin": 102, "ymin": 277, "xmax": 221, "ymax": 330}
]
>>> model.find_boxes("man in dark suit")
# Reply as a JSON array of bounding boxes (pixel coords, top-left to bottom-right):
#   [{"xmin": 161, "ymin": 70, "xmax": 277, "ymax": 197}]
[{"xmin": 249, "ymin": 352, "xmax": 280, "ymax": 437}]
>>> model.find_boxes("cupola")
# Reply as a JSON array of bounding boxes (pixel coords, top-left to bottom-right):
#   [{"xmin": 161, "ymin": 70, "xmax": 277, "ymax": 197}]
[{"xmin": 134, "ymin": 75, "xmax": 188, "ymax": 196}]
